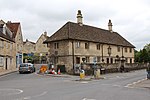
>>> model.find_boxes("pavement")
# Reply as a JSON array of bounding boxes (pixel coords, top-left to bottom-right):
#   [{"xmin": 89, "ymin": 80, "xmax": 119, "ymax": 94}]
[
  {"xmin": 130, "ymin": 78, "xmax": 150, "ymax": 89},
  {"xmin": 0, "ymin": 69, "xmax": 18, "ymax": 76}
]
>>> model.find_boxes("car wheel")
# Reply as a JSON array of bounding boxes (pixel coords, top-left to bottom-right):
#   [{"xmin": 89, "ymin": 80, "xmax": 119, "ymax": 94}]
[
  {"xmin": 30, "ymin": 70, "xmax": 33, "ymax": 73},
  {"xmin": 19, "ymin": 71, "xmax": 22, "ymax": 74},
  {"xmin": 34, "ymin": 68, "xmax": 36, "ymax": 72}
]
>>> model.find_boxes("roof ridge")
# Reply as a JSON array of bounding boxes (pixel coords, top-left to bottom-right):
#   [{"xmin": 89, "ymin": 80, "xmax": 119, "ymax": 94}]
[{"xmin": 67, "ymin": 21, "xmax": 112, "ymax": 33}]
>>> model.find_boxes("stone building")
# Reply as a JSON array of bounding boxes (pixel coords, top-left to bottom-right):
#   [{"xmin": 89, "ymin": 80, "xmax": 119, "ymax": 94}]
[
  {"xmin": 35, "ymin": 31, "xmax": 49, "ymax": 63},
  {"xmin": 0, "ymin": 20, "xmax": 16, "ymax": 72},
  {"xmin": 23, "ymin": 39, "xmax": 36, "ymax": 54},
  {"xmin": 6, "ymin": 21, "xmax": 24, "ymax": 67},
  {"xmin": 35, "ymin": 32, "xmax": 49, "ymax": 56},
  {"xmin": 45, "ymin": 10, "xmax": 135, "ymax": 73}
]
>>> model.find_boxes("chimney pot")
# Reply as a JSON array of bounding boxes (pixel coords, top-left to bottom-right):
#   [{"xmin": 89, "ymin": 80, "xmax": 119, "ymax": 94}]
[
  {"xmin": 77, "ymin": 10, "xmax": 83, "ymax": 26},
  {"xmin": 108, "ymin": 19, "xmax": 113, "ymax": 32}
]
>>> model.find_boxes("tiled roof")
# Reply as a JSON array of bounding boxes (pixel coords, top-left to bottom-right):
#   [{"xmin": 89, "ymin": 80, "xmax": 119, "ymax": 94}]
[
  {"xmin": 45, "ymin": 22, "xmax": 135, "ymax": 48},
  {"xmin": 6, "ymin": 22, "xmax": 20, "ymax": 38}
]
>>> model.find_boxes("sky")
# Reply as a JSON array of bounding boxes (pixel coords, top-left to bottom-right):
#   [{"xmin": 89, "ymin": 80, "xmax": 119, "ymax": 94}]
[{"xmin": 0, "ymin": 0, "xmax": 150, "ymax": 50}]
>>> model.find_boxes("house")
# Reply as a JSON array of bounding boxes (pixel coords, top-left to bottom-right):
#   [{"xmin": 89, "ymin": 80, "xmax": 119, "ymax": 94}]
[
  {"xmin": 23, "ymin": 39, "xmax": 36, "ymax": 54},
  {"xmin": 44, "ymin": 10, "xmax": 135, "ymax": 73},
  {"xmin": 35, "ymin": 31, "xmax": 49, "ymax": 63},
  {"xmin": 0, "ymin": 20, "xmax": 16, "ymax": 71},
  {"xmin": 23, "ymin": 39, "xmax": 36, "ymax": 63},
  {"xmin": 6, "ymin": 21, "xmax": 24, "ymax": 67}
]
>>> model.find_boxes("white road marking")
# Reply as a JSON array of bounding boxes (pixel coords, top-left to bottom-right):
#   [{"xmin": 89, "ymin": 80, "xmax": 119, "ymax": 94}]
[
  {"xmin": 0, "ymin": 88, "xmax": 23, "ymax": 96},
  {"xmin": 113, "ymin": 84, "xmax": 121, "ymax": 87},
  {"xmin": 101, "ymin": 84, "xmax": 111, "ymax": 86},
  {"xmin": 80, "ymin": 81, "xmax": 88, "ymax": 84},
  {"xmin": 32, "ymin": 91, "xmax": 47, "ymax": 98},
  {"xmin": 17, "ymin": 91, "xmax": 47, "ymax": 100},
  {"xmin": 125, "ymin": 78, "xmax": 147, "ymax": 88},
  {"xmin": 82, "ymin": 98, "xmax": 96, "ymax": 100}
]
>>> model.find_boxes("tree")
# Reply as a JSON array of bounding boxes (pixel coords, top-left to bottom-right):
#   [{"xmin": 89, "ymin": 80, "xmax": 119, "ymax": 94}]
[{"xmin": 135, "ymin": 43, "xmax": 150, "ymax": 63}]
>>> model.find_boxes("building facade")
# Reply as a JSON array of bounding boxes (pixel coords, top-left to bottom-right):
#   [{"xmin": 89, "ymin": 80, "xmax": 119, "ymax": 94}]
[
  {"xmin": 6, "ymin": 21, "xmax": 24, "ymax": 67},
  {"xmin": 35, "ymin": 31, "xmax": 49, "ymax": 56},
  {"xmin": 45, "ymin": 10, "xmax": 135, "ymax": 73},
  {"xmin": 34, "ymin": 32, "xmax": 49, "ymax": 63},
  {"xmin": 23, "ymin": 39, "xmax": 36, "ymax": 54},
  {"xmin": 0, "ymin": 20, "xmax": 16, "ymax": 71}
]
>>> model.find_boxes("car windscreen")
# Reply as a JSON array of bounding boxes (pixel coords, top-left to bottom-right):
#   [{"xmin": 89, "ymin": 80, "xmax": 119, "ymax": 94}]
[{"xmin": 20, "ymin": 64, "xmax": 28, "ymax": 67}]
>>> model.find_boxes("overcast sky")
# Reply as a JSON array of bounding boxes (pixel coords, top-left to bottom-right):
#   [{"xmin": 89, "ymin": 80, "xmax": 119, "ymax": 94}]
[{"xmin": 0, "ymin": 0, "xmax": 150, "ymax": 50}]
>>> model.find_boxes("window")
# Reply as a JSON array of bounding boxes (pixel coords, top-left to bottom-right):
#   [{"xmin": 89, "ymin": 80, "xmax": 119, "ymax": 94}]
[
  {"xmin": 34, "ymin": 47, "xmax": 36, "ymax": 51},
  {"xmin": 47, "ymin": 43, "xmax": 50, "ymax": 47},
  {"xmin": 107, "ymin": 58, "xmax": 109, "ymax": 64},
  {"xmin": 76, "ymin": 41, "xmax": 80, "ymax": 48},
  {"xmin": 130, "ymin": 48, "xmax": 132, "ymax": 53},
  {"xmin": 108, "ymin": 46, "xmax": 111, "ymax": 56},
  {"xmin": 86, "ymin": 56, "xmax": 90, "ymax": 62},
  {"xmin": 85, "ymin": 42, "xmax": 89, "ymax": 49},
  {"xmin": 125, "ymin": 47, "xmax": 127, "ymax": 52},
  {"xmin": 0, "ymin": 40, "xmax": 4, "ymax": 48},
  {"xmin": 96, "ymin": 43, "xmax": 100, "ymax": 50},
  {"xmin": 76, "ymin": 57, "xmax": 80, "ymax": 64},
  {"xmin": 117, "ymin": 46, "xmax": 120, "ymax": 52},
  {"xmin": 130, "ymin": 58, "xmax": 132, "ymax": 63},
  {"xmin": 97, "ymin": 56, "xmax": 101, "ymax": 62},
  {"xmin": 10, "ymin": 58, "xmax": 12, "ymax": 64},
  {"xmin": 54, "ymin": 42, "xmax": 59, "ymax": 49},
  {"xmin": 111, "ymin": 58, "xmax": 113, "ymax": 64},
  {"xmin": 0, "ymin": 57, "xmax": 3, "ymax": 66}
]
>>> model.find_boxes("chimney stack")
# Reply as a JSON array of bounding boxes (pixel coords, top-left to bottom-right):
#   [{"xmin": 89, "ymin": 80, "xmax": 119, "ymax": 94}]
[
  {"xmin": 108, "ymin": 19, "xmax": 113, "ymax": 32},
  {"xmin": 77, "ymin": 10, "xmax": 83, "ymax": 26},
  {"xmin": 44, "ymin": 31, "xmax": 47, "ymax": 36}
]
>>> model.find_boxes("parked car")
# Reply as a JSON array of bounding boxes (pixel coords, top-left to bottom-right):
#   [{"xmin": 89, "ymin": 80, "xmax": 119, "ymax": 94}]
[{"xmin": 19, "ymin": 63, "xmax": 36, "ymax": 74}]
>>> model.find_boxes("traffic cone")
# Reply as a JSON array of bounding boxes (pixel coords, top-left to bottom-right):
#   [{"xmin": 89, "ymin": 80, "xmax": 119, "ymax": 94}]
[
  {"xmin": 58, "ymin": 69, "xmax": 61, "ymax": 75},
  {"xmin": 52, "ymin": 69, "xmax": 55, "ymax": 74}
]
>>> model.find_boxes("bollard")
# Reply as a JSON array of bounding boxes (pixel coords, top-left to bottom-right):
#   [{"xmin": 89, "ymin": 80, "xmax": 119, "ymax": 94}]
[
  {"xmin": 80, "ymin": 70, "xmax": 85, "ymax": 80},
  {"xmin": 147, "ymin": 71, "xmax": 150, "ymax": 79},
  {"xmin": 94, "ymin": 69, "xmax": 100, "ymax": 79}
]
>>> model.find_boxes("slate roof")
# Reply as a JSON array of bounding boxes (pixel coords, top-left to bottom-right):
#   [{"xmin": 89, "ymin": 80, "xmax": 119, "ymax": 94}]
[
  {"xmin": 45, "ymin": 22, "xmax": 135, "ymax": 48},
  {"xmin": 6, "ymin": 22, "xmax": 20, "ymax": 38},
  {"xmin": 0, "ymin": 31, "xmax": 15, "ymax": 42}
]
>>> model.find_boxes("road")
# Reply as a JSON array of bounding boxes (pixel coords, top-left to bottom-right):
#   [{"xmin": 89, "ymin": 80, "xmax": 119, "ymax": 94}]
[{"xmin": 0, "ymin": 67, "xmax": 149, "ymax": 100}]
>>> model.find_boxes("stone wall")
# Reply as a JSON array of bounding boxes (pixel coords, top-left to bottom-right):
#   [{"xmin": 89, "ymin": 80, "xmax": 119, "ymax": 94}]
[{"xmin": 77, "ymin": 63, "xmax": 147, "ymax": 75}]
